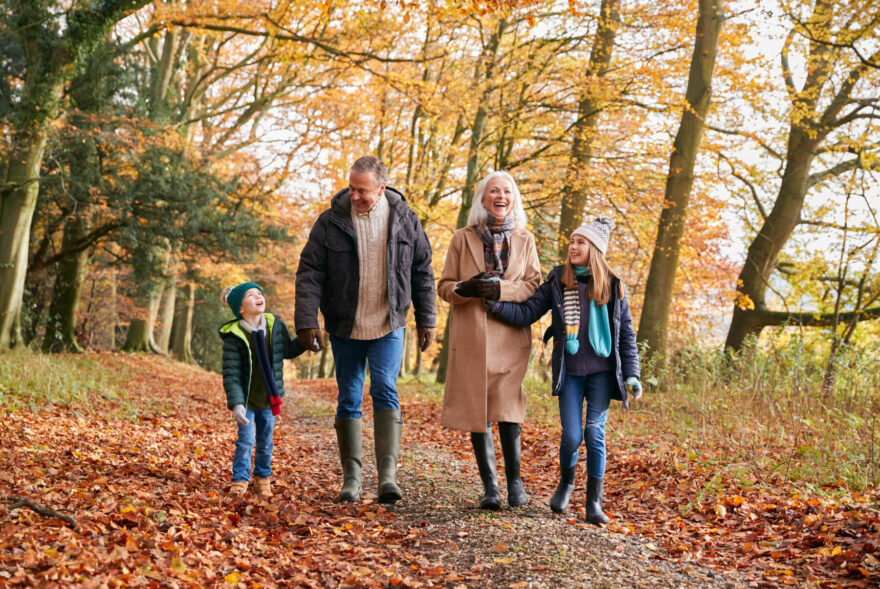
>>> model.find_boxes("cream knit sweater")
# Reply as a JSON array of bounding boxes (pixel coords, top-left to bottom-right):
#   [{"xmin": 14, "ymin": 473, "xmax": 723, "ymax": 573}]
[{"xmin": 349, "ymin": 194, "xmax": 392, "ymax": 340}]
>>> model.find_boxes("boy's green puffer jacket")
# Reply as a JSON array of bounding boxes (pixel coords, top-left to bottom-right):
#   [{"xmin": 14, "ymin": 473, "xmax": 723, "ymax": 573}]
[{"xmin": 218, "ymin": 313, "xmax": 305, "ymax": 410}]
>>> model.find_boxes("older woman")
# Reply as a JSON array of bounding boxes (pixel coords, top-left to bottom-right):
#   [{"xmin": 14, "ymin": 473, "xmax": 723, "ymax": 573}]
[{"xmin": 438, "ymin": 171, "xmax": 541, "ymax": 509}]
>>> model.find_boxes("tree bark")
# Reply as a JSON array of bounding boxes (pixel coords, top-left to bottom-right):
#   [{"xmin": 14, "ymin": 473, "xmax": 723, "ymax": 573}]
[
  {"xmin": 637, "ymin": 0, "xmax": 724, "ymax": 358},
  {"xmin": 122, "ymin": 291, "xmax": 162, "ymax": 353},
  {"xmin": 43, "ymin": 217, "xmax": 91, "ymax": 353},
  {"xmin": 0, "ymin": 136, "xmax": 50, "ymax": 349},
  {"xmin": 171, "ymin": 282, "xmax": 195, "ymax": 363},
  {"xmin": 155, "ymin": 266, "xmax": 178, "ymax": 353},
  {"xmin": 557, "ymin": 0, "xmax": 622, "ymax": 259}
]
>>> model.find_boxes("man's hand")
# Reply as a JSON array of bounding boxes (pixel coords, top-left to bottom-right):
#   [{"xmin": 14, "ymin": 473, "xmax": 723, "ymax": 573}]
[
  {"xmin": 232, "ymin": 404, "xmax": 250, "ymax": 426},
  {"xmin": 417, "ymin": 326, "xmax": 436, "ymax": 352},
  {"xmin": 454, "ymin": 273, "xmax": 500, "ymax": 299},
  {"xmin": 297, "ymin": 328, "xmax": 325, "ymax": 352}
]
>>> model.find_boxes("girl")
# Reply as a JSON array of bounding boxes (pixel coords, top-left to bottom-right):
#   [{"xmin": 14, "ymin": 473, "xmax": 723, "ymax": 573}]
[{"xmin": 490, "ymin": 217, "xmax": 642, "ymax": 523}]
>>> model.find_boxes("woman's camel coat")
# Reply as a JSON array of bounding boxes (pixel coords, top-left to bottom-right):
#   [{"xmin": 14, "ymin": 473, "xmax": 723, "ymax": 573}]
[{"xmin": 438, "ymin": 226, "xmax": 541, "ymax": 433}]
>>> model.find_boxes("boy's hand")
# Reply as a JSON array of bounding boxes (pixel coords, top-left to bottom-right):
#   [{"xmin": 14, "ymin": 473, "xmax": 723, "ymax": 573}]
[
  {"xmin": 297, "ymin": 328, "xmax": 324, "ymax": 352},
  {"xmin": 417, "ymin": 326, "xmax": 435, "ymax": 351},
  {"xmin": 232, "ymin": 404, "xmax": 250, "ymax": 425}
]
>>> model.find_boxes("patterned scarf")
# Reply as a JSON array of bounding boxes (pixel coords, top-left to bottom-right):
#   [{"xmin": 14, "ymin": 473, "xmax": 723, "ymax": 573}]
[
  {"xmin": 475, "ymin": 212, "xmax": 515, "ymax": 278},
  {"xmin": 562, "ymin": 266, "xmax": 611, "ymax": 358}
]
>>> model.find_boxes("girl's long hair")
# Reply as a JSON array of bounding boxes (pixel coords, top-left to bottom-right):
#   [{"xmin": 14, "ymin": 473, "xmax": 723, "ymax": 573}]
[{"xmin": 560, "ymin": 242, "xmax": 623, "ymax": 304}]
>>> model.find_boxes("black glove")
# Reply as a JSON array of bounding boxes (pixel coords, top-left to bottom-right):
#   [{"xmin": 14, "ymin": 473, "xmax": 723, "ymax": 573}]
[
  {"xmin": 297, "ymin": 328, "xmax": 325, "ymax": 352},
  {"xmin": 455, "ymin": 273, "xmax": 500, "ymax": 299}
]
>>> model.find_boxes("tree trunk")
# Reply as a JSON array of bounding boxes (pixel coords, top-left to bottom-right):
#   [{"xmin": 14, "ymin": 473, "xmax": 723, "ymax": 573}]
[
  {"xmin": 637, "ymin": 0, "xmax": 724, "ymax": 358},
  {"xmin": 155, "ymin": 269, "xmax": 178, "ymax": 353},
  {"xmin": 399, "ymin": 326, "xmax": 409, "ymax": 378},
  {"xmin": 171, "ymin": 282, "xmax": 195, "ymax": 363},
  {"xmin": 43, "ymin": 216, "xmax": 91, "ymax": 353},
  {"xmin": 122, "ymin": 291, "xmax": 162, "ymax": 353},
  {"xmin": 318, "ymin": 339, "xmax": 331, "ymax": 378},
  {"xmin": 0, "ymin": 135, "xmax": 50, "ymax": 349},
  {"xmin": 557, "ymin": 0, "xmax": 621, "ymax": 259}
]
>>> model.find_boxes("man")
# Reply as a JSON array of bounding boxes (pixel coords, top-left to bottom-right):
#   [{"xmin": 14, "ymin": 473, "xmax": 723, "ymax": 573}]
[{"xmin": 295, "ymin": 156, "xmax": 437, "ymax": 504}]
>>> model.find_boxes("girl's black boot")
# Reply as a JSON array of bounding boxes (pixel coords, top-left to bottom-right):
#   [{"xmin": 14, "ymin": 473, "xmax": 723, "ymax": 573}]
[
  {"xmin": 584, "ymin": 476, "xmax": 610, "ymax": 524},
  {"xmin": 550, "ymin": 466, "xmax": 576, "ymax": 514}
]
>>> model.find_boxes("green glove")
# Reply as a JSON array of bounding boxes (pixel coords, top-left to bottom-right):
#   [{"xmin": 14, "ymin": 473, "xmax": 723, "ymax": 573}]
[{"xmin": 625, "ymin": 377, "xmax": 642, "ymax": 400}]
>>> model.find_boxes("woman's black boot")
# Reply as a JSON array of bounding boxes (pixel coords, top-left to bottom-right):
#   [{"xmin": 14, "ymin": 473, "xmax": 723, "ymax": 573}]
[
  {"xmin": 550, "ymin": 466, "xmax": 576, "ymax": 514},
  {"xmin": 584, "ymin": 476, "xmax": 610, "ymax": 524},
  {"xmin": 470, "ymin": 432, "xmax": 501, "ymax": 510},
  {"xmin": 498, "ymin": 422, "xmax": 528, "ymax": 507}
]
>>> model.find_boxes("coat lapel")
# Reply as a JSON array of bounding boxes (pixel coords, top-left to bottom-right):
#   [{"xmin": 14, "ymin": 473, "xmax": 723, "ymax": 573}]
[{"xmin": 464, "ymin": 228, "xmax": 485, "ymax": 272}]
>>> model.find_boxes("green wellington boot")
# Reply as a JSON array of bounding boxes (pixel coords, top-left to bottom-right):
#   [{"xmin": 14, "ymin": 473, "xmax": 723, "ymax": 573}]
[
  {"xmin": 335, "ymin": 418, "xmax": 362, "ymax": 502},
  {"xmin": 374, "ymin": 409, "xmax": 403, "ymax": 504}
]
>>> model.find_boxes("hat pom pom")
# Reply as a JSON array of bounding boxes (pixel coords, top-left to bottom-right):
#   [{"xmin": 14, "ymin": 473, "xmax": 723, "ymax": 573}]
[
  {"xmin": 596, "ymin": 216, "xmax": 615, "ymax": 232},
  {"xmin": 221, "ymin": 286, "xmax": 234, "ymax": 304}
]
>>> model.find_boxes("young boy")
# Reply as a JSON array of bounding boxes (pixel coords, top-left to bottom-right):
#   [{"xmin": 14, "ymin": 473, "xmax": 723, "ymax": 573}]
[{"xmin": 219, "ymin": 282, "xmax": 306, "ymax": 496}]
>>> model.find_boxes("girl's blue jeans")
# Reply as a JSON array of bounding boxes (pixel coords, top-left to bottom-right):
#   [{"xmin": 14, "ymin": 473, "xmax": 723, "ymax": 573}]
[
  {"xmin": 329, "ymin": 328, "xmax": 404, "ymax": 419},
  {"xmin": 558, "ymin": 370, "xmax": 613, "ymax": 479},
  {"xmin": 232, "ymin": 407, "xmax": 275, "ymax": 482}
]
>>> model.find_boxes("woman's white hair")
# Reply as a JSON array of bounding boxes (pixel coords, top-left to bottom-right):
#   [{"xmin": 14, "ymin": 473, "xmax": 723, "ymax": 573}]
[{"xmin": 466, "ymin": 170, "xmax": 528, "ymax": 229}]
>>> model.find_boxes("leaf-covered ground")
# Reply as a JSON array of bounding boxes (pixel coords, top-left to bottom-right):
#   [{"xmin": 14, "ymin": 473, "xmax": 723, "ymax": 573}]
[{"xmin": 0, "ymin": 354, "xmax": 877, "ymax": 587}]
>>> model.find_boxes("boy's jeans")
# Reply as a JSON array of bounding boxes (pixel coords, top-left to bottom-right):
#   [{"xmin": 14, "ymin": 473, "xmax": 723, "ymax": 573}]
[
  {"xmin": 232, "ymin": 407, "xmax": 275, "ymax": 482},
  {"xmin": 329, "ymin": 328, "xmax": 404, "ymax": 419},
  {"xmin": 558, "ymin": 370, "xmax": 613, "ymax": 479}
]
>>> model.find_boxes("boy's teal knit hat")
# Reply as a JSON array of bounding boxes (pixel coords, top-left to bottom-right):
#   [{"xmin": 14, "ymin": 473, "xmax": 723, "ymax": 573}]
[{"xmin": 225, "ymin": 282, "xmax": 263, "ymax": 319}]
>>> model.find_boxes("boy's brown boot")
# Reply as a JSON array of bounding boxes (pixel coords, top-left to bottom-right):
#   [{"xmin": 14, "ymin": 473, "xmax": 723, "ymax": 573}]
[
  {"xmin": 254, "ymin": 477, "xmax": 272, "ymax": 497},
  {"xmin": 229, "ymin": 481, "xmax": 249, "ymax": 496}
]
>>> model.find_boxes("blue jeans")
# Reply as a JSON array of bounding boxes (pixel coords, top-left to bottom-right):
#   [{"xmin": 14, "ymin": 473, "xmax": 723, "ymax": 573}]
[
  {"xmin": 558, "ymin": 370, "xmax": 613, "ymax": 479},
  {"xmin": 232, "ymin": 407, "xmax": 275, "ymax": 482},
  {"xmin": 330, "ymin": 328, "xmax": 404, "ymax": 419}
]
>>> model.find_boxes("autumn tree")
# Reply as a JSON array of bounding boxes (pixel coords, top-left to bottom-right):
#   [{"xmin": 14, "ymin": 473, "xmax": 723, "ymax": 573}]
[{"xmin": 725, "ymin": 0, "xmax": 880, "ymax": 350}]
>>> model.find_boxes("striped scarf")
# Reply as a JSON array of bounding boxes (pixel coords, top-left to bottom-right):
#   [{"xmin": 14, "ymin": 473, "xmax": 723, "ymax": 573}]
[
  {"xmin": 475, "ymin": 212, "xmax": 514, "ymax": 278},
  {"xmin": 562, "ymin": 285, "xmax": 582, "ymax": 355}
]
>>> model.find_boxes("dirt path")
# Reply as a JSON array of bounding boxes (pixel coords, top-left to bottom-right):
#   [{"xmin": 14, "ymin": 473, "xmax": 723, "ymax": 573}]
[{"xmin": 288, "ymin": 380, "xmax": 746, "ymax": 588}]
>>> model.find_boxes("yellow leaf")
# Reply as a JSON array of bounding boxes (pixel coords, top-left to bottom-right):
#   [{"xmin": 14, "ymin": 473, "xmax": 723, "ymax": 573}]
[
  {"xmin": 193, "ymin": 446, "xmax": 204, "ymax": 455},
  {"xmin": 171, "ymin": 557, "xmax": 186, "ymax": 574},
  {"xmin": 493, "ymin": 557, "xmax": 514, "ymax": 564},
  {"xmin": 45, "ymin": 549, "xmax": 59, "ymax": 557},
  {"xmin": 225, "ymin": 572, "xmax": 241, "ymax": 584},
  {"xmin": 817, "ymin": 547, "xmax": 831, "ymax": 557},
  {"xmin": 831, "ymin": 546, "xmax": 842, "ymax": 556},
  {"xmin": 120, "ymin": 506, "xmax": 136, "ymax": 514}
]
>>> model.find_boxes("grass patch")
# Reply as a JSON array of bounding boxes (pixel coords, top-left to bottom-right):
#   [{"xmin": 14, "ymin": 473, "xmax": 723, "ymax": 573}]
[
  {"xmin": 621, "ymin": 339, "xmax": 880, "ymax": 491},
  {"xmin": 0, "ymin": 348, "xmax": 125, "ymax": 412}
]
